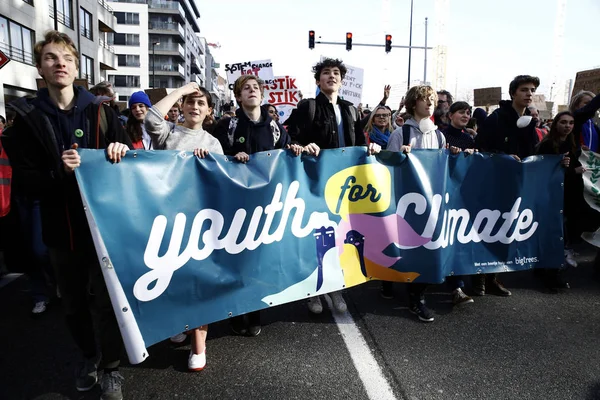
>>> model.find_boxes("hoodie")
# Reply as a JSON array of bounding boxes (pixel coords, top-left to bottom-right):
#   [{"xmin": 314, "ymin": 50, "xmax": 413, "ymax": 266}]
[
  {"xmin": 476, "ymin": 100, "xmax": 538, "ymax": 158},
  {"xmin": 387, "ymin": 118, "xmax": 445, "ymax": 151},
  {"xmin": 33, "ymin": 86, "xmax": 96, "ymax": 151},
  {"xmin": 213, "ymin": 106, "xmax": 291, "ymax": 156}
]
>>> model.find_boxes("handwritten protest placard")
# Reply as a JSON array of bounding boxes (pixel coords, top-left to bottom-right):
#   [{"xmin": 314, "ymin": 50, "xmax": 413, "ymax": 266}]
[
  {"xmin": 264, "ymin": 76, "xmax": 300, "ymax": 123},
  {"xmin": 225, "ymin": 59, "xmax": 274, "ymax": 91},
  {"xmin": 473, "ymin": 87, "xmax": 501, "ymax": 106}
]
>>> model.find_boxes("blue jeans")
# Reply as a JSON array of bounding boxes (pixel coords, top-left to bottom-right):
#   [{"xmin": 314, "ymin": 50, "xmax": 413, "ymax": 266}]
[{"xmin": 15, "ymin": 196, "xmax": 53, "ymax": 303}]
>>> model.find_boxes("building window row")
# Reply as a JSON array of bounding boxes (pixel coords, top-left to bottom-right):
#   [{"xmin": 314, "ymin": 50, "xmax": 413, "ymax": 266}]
[
  {"xmin": 109, "ymin": 74, "xmax": 140, "ymax": 87},
  {"xmin": 81, "ymin": 54, "xmax": 94, "ymax": 85},
  {"xmin": 50, "ymin": 0, "xmax": 73, "ymax": 29},
  {"xmin": 113, "ymin": 33, "xmax": 140, "ymax": 46},
  {"xmin": 80, "ymin": 7, "xmax": 92, "ymax": 40},
  {"xmin": 115, "ymin": 12, "xmax": 139, "ymax": 25},
  {"xmin": 0, "ymin": 16, "xmax": 35, "ymax": 66},
  {"xmin": 118, "ymin": 54, "xmax": 140, "ymax": 67}
]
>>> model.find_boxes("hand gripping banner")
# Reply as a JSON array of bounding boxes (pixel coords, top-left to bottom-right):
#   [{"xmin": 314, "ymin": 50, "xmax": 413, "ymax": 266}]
[{"xmin": 75, "ymin": 148, "xmax": 565, "ymax": 363}]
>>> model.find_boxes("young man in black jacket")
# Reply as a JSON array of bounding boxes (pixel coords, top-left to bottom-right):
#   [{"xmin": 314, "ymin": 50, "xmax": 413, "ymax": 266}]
[
  {"xmin": 473, "ymin": 75, "xmax": 541, "ymax": 298},
  {"xmin": 1, "ymin": 31, "xmax": 131, "ymax": 400},
  {"xmin": 288, "ymin": 58, "xmax": 380, "ymax": 314}
]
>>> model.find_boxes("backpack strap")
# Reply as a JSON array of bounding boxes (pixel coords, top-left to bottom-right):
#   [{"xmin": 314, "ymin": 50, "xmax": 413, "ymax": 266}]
[
  {"xmin": 227, "ymin": 117, "xmax": 238, "ymax": 147},
  {"xmin": 435, "ymin": 129, "xmax": 444, "ymax": 149},
  {"xmin": 402, "ymin": 125, "xmax": 412, "ymax": 147}
]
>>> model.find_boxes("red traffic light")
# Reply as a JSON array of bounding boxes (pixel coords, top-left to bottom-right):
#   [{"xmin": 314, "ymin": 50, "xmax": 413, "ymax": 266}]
[
  {"xmin": 346, "ymin": 32, "xmax": 352, "ymax": 51},
  {"xmin": 346, "ymin": 32, "xmax": 352, "ymax": 39},
  {"xmin": 386, "ymin": 34, "xmax": 392, "ymax": 41},
  {"xmin": 309, "ymin": 30, "xmax": 315, "ymax": 49},
  {"xmin": 385, "ymin": 34, "xmax": 392, "ymax": 53}
]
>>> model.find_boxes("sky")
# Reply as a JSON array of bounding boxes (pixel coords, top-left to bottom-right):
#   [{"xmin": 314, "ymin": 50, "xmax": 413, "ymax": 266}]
[{"xmin": 199, "ymin": 0, "xmax": 599, "ymax": 108}]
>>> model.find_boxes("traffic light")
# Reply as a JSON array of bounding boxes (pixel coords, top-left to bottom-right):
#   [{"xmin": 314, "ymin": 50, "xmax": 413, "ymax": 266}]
[
  {"xmin": 385, "ymin": 34, "xmax": 392, "ymax": 53},
  {"xmin": 346, "ymin": 32, "xmax": 352, "ymax": 51},
  {"xmin": 309, "ymin": 30, "xmax": 315, "ymax": 49}
]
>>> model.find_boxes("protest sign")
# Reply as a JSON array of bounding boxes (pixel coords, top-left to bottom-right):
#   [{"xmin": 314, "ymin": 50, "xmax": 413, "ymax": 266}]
[
  {"xmin": 264, "ymin": 76, "xmax": 300, "ymax": 123},
  {"xmin": 225, "ymin": 59, "xmax": 274, "ymax": 91},
  {"xmin": 473, "ymin": 87, "xmax": 501, "ymax": 106},
  {"xmin": 76, "ymin": 149, "xmax": 564, "ymax": 363},
  {"xmin": 572, "ymin": 68, "xmax": 600, "ymax": 97}
]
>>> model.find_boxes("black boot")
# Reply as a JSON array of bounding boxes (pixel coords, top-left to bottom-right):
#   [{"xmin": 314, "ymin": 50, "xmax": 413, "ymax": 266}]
[
  {"xmin": 472, "ymin": 274, "xmax": 485, "ymax": 296},
  {"xmin": 247, "ymin": 311, "xmax": 261, "ymax": 337}
]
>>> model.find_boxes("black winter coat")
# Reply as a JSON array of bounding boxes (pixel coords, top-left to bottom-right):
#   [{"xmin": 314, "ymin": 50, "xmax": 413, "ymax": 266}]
[
  {"xmin": 288, "ymin": 92, "xmax": 365, "ymax": 149},
  {"xmin": 1, "ymin": 86, "xmax": 131, "ymax": 250}
]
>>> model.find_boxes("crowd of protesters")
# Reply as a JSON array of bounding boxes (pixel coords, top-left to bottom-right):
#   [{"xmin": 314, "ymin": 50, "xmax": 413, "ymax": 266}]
[{"xmin": 1, "ymin": 30, "xmax": 600, "ymax": 400}]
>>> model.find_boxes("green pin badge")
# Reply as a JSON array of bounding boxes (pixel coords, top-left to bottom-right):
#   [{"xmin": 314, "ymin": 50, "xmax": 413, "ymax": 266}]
[
  {"xmin": 238, "ymin": 137, "xmax": 245, "ymax": 143},
  {"xmin": 74, "ymin": 129, "xmax": 84, "ymax": 138}
]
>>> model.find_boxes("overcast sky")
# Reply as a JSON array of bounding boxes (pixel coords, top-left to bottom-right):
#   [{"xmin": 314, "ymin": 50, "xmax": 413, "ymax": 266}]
[{"xmin": 200, "ymin": 0, "xmax": 599, "ymax": 107}]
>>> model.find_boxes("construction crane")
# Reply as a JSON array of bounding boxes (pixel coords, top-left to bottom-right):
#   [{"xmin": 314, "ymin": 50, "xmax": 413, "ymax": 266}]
[{"xmin": 433, "ymin": 0, "xmax": 449, "ymax": 91}]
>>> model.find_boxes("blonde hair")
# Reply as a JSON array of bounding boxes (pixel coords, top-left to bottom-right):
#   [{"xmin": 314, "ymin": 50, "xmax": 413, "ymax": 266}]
[
  {"xmin": 364, "ymin": 106, "xmax": 393, "ymax": 133},
  {"xmin": 34, "ymin": 30, "xmax": 79, "ymax": 69},
  {"xmin": 404, "ymin": 85, "xmax": 437, "ymax": 115},
  {"xmin": 569, "ymin": 90, "xmax": 595, "ymax": 113},
  {"xmin": 233, "ymin": 75, "xmax": 264, "ymax": 100}
]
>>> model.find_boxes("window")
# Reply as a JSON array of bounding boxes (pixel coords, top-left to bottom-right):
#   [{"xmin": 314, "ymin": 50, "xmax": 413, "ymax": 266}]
[
  {"xmin": 22, "ymin": 0, "xmax": 33, "ymax": 5},
  {"xmin": 0, "ymin": 17, "xmax": 35, "ymax": 65},
  {"xmin": 79, "ymin": 8, "xmax": 92, "ymax": 40},
  {"xmin": 109, "ymin": 75, "xmax": 140, "ymax": 87},
  {"xmin": 81, "ymin": 55, "xmax": 94, "ymax": 84},
  {"xmin": 118, "ymin": 95, "xmax": 129, "ymax": 101},
  {"xmin": 115, "ymin": 12, "xmax": 139, "ymax": 25},
  {"xmin": 50, "ymin": 0, "xmax": 72, "ymax": 28},
  {"xmin": 117, "ymin": 54, "xmax": 140, "ymax": 67},
  {"xmin": 114, "ymin": 33, "xmax": 139, "ymax": 46}
]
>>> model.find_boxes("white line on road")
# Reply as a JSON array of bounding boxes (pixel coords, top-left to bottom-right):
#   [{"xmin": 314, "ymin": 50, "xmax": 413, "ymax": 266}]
[
  {"xmin": 324, "ymin": 294, "xmax": 397, "ymax": 400},
  {"xmin": 0, "ymin": 273, "xmax": 23, "ymax": 289}
]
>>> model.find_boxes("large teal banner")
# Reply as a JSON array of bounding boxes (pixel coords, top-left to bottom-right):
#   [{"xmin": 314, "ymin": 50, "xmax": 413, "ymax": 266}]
[{"xmin": 75, "ymin": 148, "xmax": 564, "ymax": 363}]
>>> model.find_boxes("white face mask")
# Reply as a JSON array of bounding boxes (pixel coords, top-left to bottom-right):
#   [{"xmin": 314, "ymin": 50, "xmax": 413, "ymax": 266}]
[
  {"xmin": 419, "ymin": 118, "xmax": 437, "ymax": 133},
  {"xmin": 517, "ymin": 115, "xmax": 533, "ymax": 128}
]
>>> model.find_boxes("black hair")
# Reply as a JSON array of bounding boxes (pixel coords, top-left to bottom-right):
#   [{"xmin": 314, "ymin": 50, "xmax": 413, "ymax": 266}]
[
  {"xmin": 182, "ymin": 87, "xmax": 214, "ymax": 109},
  {"xmin": 313, "ymin": 58, "xmax": 347, "ymax": 81},
  {"xmin": 509, "ymin": 75, "xmax": 540, "ymax": 98},
  {"xmin": 437, "ymin": 90, "xmax": 453, "ymax": 105},
  {"xmin": 261, "ymin": 103, "xmax": 277, "ymax": 113},
  {"xmin": 449, "ymin": 101, "xmax": 471, "ymax": 114},
  {"xmin": 0, "ymin": 115, "xmax": 5, "ymax": 124},
  {"xmin": 542, "ymin": 111, "xmax": 575, "ymax": 155}
]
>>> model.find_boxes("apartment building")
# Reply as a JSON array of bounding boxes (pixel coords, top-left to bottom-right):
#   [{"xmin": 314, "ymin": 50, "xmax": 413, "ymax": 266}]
[
  {"xmin": 107, "ymin": 0, "xmax": 206, "ymax": 103},
  {"xmin": 0, "ymin": 0, "xmax": 118, "ymax": 116}
]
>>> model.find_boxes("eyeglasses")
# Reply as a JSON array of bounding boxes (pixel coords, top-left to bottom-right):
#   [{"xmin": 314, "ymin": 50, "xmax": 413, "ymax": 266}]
[
  {"xmin": 438, "ymin": 100, "xmax": 448, "ymax": 104},
  {"xmin": 375, "ymin": 113, "xmax": 391, "ymax": 118}
]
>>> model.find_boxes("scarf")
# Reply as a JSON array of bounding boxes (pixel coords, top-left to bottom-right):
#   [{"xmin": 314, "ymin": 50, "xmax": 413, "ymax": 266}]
[{"xmin": 369, "ymin": 126, "xmax": 391, "ymax": 148}]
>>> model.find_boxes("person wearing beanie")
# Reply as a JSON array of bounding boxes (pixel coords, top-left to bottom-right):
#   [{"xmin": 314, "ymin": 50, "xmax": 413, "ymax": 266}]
[{"xmin": 127, "ymin": 91, "xmax": 153, "ymax": 150}]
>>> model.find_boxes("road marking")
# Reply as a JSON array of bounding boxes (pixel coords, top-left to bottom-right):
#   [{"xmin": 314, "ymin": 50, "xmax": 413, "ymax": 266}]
[
  {"xmin": 324, "ymin": 294, "xmax": 397, "ymax": 400},
  {"xmin": 0, "ymin": 273, "xmax": 23, "ymax": 289}
]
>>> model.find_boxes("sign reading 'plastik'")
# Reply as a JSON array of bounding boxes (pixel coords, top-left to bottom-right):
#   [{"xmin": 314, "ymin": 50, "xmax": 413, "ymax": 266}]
[
  {"xmin": 225, "ymin": 59, "xmax": 274, "ymax": 91},
  {"xmin": 264, "ymin": 76, "xmax": 300, "ymax": 123}
]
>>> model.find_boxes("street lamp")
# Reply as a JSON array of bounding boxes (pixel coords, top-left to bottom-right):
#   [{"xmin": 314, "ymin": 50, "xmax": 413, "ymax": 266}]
[{"xmin": 152, "ymin": 41, "xmax": 160, "ymax": 89}]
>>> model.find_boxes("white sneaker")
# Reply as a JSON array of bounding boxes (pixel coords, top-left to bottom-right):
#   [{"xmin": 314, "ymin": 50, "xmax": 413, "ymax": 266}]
[
  {"xmin": 307, "ymin": 296, "xmax": 323, "ymax": 314},
  {"xmin": 188, "ymin": 349, "xmax": 206, "ymax": 371},
  {"xmin": 330, "ymin": 291, "xmax": 347, "ymax": 313},
  {"xmin": 169, "ymin": 333, "xmax": 187, "ymax": 343},
  {"xmin": 565, "ymin": 249, "xmax": 578, "ymax": 268},
  {"xmin": 32, "ymin": 301, "xmax": 48, "ymax": 314}
]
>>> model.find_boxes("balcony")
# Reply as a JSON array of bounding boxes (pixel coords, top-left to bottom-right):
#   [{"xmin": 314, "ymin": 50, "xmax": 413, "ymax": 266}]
[
  {"xmin": 97, "ymin": 0, "xmax": 117, "ymax": 33},
  {"xmin": 192, "ymin": 72, "xmax": 204, "ymax": 86},
  {"xmin": 191, "ymin": 56, "xmax": 203, "ymax": 74},
  {"xmin": 152, "ymin": 62, "xmax": 185, "ymax": 78},
  {"xmin": 98, "ymin": 39, "xmax": 117, "ymax": 70},
  {"xmin": 0, "ymin": 42, "xmax": 34, "ymax": 66},
  {"xmin": 150, "ymin": 43, "xmax": 185, "ymax": 59},
  {"xmin": 49, "ymin": 6, "xmax": 73, "ymax": 29},
  {"xmin": 148, "ymin": 1, "xmax": 186, "ymax": 21},
  {"xmin": 148, "ymin": 21, "xmax": 185, "ymax": 40}
]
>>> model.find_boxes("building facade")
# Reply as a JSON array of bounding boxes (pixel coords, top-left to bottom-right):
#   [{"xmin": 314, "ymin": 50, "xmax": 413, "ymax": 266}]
[{"xmin": 0, "ymin": 0, "xmax": 118, "ymax": 116}]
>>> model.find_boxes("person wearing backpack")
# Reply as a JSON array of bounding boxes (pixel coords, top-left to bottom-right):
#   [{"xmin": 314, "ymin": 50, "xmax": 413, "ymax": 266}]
[
  {"xmin": 1, "ymin": 31, "xmax": 131, "ymax": 399},
  {"xmin": 212, "ymin": 75, "xmax": 305, "ymax": 336},
  {"xmin": 288, "ymin": 58, "xmax": 381, "ymax": 315},
  {"xmin": 386, "ymin": 85, "xmax": 459, "ymax": 323}
]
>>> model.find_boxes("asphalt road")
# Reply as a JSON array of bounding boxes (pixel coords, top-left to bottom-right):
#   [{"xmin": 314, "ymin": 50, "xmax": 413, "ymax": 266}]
[{"xmin": 2, "ymin": 246, "xmax": 600, "ymax": 400}]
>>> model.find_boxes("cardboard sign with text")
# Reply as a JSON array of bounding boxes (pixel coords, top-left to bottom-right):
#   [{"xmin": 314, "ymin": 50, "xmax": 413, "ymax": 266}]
[
  {"xmin": 572, "ymin": 68, "xmax": 600, "ymax": 97},
  {"xmin": 319, "ymin": 56, "xmax": 363, "ymax": 107},
  {"xmin": 532, "ymin": 94, "xmax": 547, "ymax": 111},
  {"xmin": 225, "ymin": 59, "xmax": 274, "ymax": 91},
  {"xmin": 264, "ymin": 76, "xmax": 299, "ymax": 124},
  {"xmin": 473, "ymin": 87, "xmax": 501, "ymax": 106},
  {"xmin": 144, "ymin": 88, "xmax": 169, "ymax": 107}
]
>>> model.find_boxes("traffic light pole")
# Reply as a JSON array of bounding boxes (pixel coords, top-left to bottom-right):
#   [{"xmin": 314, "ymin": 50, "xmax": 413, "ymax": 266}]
[{"xmin": 315, "ymin": 41, "xmax": 431, "ymax": 50}]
